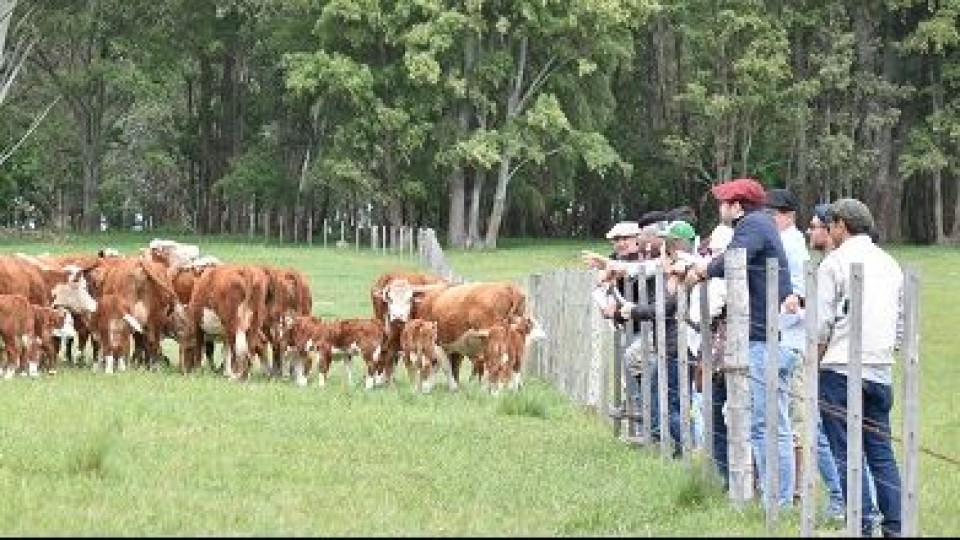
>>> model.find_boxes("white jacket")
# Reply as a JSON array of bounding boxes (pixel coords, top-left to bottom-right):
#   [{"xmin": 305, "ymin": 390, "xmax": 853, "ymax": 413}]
[{"xmin": 816, "ymin": 235, "xmax": 903, "ymax": 384}]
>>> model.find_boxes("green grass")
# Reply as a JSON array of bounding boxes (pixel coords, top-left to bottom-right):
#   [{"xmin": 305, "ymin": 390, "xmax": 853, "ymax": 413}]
[{"xmin": 0, "ymin": 231, "xmax": 957, "ymax": 535}]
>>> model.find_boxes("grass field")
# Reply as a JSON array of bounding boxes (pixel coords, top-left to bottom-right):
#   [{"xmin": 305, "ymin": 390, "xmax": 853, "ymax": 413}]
[{"xmin": 0, "ymin": 231, "xmax": 957, "ymax": 535}]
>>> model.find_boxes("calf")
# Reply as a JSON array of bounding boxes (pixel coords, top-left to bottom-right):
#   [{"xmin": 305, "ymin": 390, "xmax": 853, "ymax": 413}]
[
  {"xmin": 32, "ymin": 306, "xmax": 72, "ymax": 375},
  {"xmin": 90, "ymin": 293, "xmax": 142, "ymax": 374},
  {"xmin": 0, "ymin": 294, "xmax": 39, "ymax": 378},
  {"xmin": 399, "ymin": 318, "xmax": 439, "ymax": 392},
  {"xmin": 285, "ymin": 314, "xmax": 326, "ymax": 386},
  {"xmin": 313, "ymin": 317, "xmax": 385, "ymax": 389}
]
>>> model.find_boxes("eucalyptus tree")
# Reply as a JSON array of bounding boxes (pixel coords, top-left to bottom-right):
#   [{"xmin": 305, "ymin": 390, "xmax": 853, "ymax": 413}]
[
  {"xmin": 26, "ymin": 0, "xmax": 168, "ymax": 231},
  {"xmin": 896, "ymin": 0, "xmax": 960, "ymax": 243}
]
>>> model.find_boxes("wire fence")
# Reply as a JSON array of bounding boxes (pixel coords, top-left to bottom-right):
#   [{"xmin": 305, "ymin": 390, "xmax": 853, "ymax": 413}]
[{"xmin": 410, "ymin": 227, "xmax": 952, "ymax": 537}]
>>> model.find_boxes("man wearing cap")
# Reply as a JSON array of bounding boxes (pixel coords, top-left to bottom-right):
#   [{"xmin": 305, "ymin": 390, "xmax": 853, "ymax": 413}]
[
  {"xmin": 684, "ymin": 177, "xmax": 797, "ymax": 509},
  {"xmin": 817, "ymin": 198, "xmax": 903, "ymax": 537},
  {"xmin": 766, "ymin": 188, "xmax": 819, "ymax": 508},
  {"xmin": 617, "ymin": 219, "xmax": 698, "ymax": 457}
]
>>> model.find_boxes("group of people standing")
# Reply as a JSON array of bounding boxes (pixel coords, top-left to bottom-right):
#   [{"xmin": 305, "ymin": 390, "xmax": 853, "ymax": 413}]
[{"xmin": 582, "ymin": 178, "xmax": 904, "ymax": 537}]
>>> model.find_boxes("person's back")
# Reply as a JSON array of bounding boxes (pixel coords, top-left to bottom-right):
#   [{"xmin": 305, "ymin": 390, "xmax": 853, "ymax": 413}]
[{"xmin": 818, "ymin": 235, "xmax": 902, "ymax": 376}]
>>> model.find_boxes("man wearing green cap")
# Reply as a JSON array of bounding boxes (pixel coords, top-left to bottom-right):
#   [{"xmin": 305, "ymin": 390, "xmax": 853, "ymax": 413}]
[{"xmin": 616, "ymin": 220, "xmax": 698, "ymax": 457}]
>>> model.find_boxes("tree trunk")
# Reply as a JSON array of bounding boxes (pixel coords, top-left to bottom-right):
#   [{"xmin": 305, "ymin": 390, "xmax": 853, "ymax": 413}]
[
  {"xmin": 468, "ymin": 167, "xmax": 484, "ymax": 247},
  {"xmin": 484, "ymin": 36, "xmax": 527, "ymax": 249}
]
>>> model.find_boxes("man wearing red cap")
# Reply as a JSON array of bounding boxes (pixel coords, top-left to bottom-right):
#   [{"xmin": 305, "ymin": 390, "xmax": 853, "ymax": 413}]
[{"xmin": 685, "ymin": 177, "xmax": 798, "ymax": 509}]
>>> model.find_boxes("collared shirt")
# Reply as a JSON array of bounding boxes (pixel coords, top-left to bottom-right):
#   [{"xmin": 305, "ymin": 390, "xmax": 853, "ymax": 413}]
[
  {"xmin": 817, "ymin": 235, "xmax": 903, "ymax": 385},
  {"xmin": 778, "ymin": 225, "xmax": 810, "ymax": 352}
]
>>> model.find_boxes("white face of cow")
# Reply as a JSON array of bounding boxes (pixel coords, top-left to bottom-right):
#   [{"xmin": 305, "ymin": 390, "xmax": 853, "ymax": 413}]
[
  {"xmin": 51, "ymin": 266, "xmax": 98, "ymax": 314},
  {"xmin": 384, "ymin": 281, "xmax": 415, "ymax": 323}
]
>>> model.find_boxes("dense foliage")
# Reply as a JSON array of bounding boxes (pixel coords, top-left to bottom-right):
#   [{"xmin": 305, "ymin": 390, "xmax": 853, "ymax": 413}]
[{"xmin": 1, "ymin": 0, "xmax": 958, "ymax": 245}]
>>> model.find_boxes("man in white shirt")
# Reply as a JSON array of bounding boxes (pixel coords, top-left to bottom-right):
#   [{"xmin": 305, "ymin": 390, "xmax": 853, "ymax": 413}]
[{"xmin": 817, "ymin": 198, "xmax": 903, "ymax": 537}]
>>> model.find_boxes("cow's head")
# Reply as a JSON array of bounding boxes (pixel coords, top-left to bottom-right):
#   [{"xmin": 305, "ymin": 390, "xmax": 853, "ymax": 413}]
[
  {"xmin": 381, "ymin": 279, "xmax": 415, "ymax": 323},
  {"xmin": 50, "ymin": 264, "xmax": 97, "ymax": 314}
]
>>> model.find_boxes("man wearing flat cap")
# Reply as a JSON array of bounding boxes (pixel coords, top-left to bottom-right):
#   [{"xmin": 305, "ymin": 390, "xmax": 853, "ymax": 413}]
[
  {"xmin": 685, "ymin": 177, "xmax": 797, "ymax": 509},
  {"xmin": 816, "ymin": 198, "xmax": 903, "ymax": 537}
]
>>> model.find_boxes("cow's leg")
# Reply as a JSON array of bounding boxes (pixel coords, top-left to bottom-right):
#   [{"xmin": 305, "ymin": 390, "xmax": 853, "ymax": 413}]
[
  {"xmin": 5, "ymin": 341, "xmax": 20, "ymax": 379},
  {"xmin": 292, "ymin": 351, "xmax": 308, "ymax": 387},
  {"xmin": 363, "ymin": 348, "xmax": 379, "ymax": 390},
  {"xmin": 446, "ymin": 352, "xmax": 462, "ymax": 392},
  {"xmin": 317, "ymin": 351, "xmax": 331, "ymax": 388}
]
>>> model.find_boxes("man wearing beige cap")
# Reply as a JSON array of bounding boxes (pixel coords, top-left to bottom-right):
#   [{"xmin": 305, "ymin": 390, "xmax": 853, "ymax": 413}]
[{"xmin": 817, "ymin": 198, "xmax": 902, "ymax": 537}]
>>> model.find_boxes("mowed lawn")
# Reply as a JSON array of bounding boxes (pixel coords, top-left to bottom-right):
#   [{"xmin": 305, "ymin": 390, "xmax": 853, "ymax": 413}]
[{"xmin": 0, "ymin": 231, "xmax": 957, "ymax": 535}]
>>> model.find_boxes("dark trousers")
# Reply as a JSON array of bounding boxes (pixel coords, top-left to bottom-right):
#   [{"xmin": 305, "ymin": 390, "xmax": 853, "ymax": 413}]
[
  {"xmin": 711, "ymin": 372, "xmax": 729, "ymax": 490},
  {"xmin": 819, "ymin": 369, "xmax": 902, "ymax": 537}
]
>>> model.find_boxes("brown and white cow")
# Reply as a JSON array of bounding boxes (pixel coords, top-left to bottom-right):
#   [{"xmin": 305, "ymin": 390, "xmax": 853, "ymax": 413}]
[
  {"xmin": 398, "ymin": 318, "xmax": 439, "ymax": 392},
  {"xmin": 410, "ymin": 281, "xmax": 530, "ymax": 393},
  {"xmin": 180, "ymin": 264, "xmax": 268, "ymax": 380},
  {"xmin": 472, "ymin": 314, "xmax": 544, "ymax": 392},
  {"xmin": 169, "ymin": 257, "xmax": 222, "ymax": 372},
  {"xmin": 261, "ymin": 266, "xmax": 313, "ymax": 379},
  {"xmin": 0, "ymin": 294, "xmax": 39, "ymax": 378},
  {"xmin": 90, "ymin": 293, "xmax": 142, "ymax": 374},
  {"xmin": 370, "ymin": 272, "xmax": 448, "ymax": 385},
  {"xmin": 33, "ymin": 305, "xmax": 71, "ymax": 375},
  {"xmin": 311, "ymin": 317, "xmax": 385, "ymax": 389},
  {"xmin": 96, "ymin": 258, "xmax": 179, "ymax": 370},
  {"xmin": 285, "ymin": 314, "xmax": 326, "ymax": 386}
]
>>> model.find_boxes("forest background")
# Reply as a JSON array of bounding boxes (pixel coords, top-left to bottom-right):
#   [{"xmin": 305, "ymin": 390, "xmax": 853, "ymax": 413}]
[{"xmin": 1, "ymin": 0, "xmax": 958, "ymax": 248}]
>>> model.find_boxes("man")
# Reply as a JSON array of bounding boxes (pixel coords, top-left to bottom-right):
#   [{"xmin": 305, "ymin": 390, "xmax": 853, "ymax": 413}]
[
  {"xmin": 768, "ymin": 190, "xmax": 845, "ymax": 520},
  {"xmin": 585, "ymin": 220, "xmax": 642, "ymax": 327},
  {"xmin": 817, "ymin": 198, "xmax": 902, "ymax": 537},
  {"xmin": 618, "ymin": 219, "xmax": 697, "ymax": 457},
  {"xmin": 685, "ymin": 177, "xmax": 797, "ymax": 509}
]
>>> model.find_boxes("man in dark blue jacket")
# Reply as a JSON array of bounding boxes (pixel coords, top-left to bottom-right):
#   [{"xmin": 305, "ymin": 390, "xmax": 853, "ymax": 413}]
[{"xmin": 685, "ymin": 178, "xmax": 798, "ymax": 509}]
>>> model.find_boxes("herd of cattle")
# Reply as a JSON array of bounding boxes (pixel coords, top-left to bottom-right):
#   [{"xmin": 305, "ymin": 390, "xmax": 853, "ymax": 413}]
[{"xmin": 0, "ymin": 239, "xmax": 545, "ymax": 393}]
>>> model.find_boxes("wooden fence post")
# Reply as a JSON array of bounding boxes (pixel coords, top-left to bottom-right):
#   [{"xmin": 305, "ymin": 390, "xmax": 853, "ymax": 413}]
[
  {"xmin": 699, "ymin": 282, "xmax": 715, "ymax": 481},
  {"xmin": 901, "ymin": 266, "xmax": 921, "ymax": 536},
  {"xmin": 654, "ymin": 267, "xmax": 669, "ymax": 459},
  {"xmin": 677, "ymin": 285, "xmax": 691, "ymax": 463},
  {"xmin": 846, "ymin": 263, "xmax": 865, "ymax": 537},
  {"xmin": 639, "ymin": 276, "xmax": 653, "ymax": 445},
  {"xmin": 800, "ymin": 261, "xmax": 819, "ymax": 536},
  {"xmin": 725, "ymin": 248, "xmax": 754, "ymax": 506},
  {"xmin": 764, "ymin": 257, "xmax": 781, "ymax": 529}
]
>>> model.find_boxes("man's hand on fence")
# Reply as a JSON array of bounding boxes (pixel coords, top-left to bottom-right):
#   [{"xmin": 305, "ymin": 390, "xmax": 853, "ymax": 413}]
[
  {"xmin": 683, "ymin": 262, "xmax": 707, "ymax": 289},
  {"xmin": 581, "ymin": 250, "xmax": 609, "ymax": 270},
  {"xmin": 618, "ymin": 301, "xmax": 635, "ymax": 320}
]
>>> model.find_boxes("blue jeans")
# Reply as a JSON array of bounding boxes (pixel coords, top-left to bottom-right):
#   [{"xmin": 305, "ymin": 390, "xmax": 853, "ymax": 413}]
[
  {"xmin": 816, "ymin": 412, "xmax": 845, "ymax": 512},
  {"xmin": 648, "ymin": 356, "xmax": 688, "ymax": 457},
  {"xmin": 820, "ymin": 370, "xmax": 901, "ymax": 537},
  {"xmin": 748, "ymin": 341, "xmax": 798, "ymax": 508}
]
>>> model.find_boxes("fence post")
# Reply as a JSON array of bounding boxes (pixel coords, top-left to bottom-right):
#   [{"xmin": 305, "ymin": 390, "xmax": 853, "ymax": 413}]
[
  {"xmin": 764, "ymin": 257, "xmax": 781, "ymax": 528},
  {"xmin": 698, "ymin": 282, "xmax": 715, "ymax": 481},
  {"xmin": 725, "ymin": 248, "xmax": 754, "ymax": 506},
  {"xmin": 800, "ymin": 261, "xmax": 819, "ymax": 537},
  {"xmin": 623, "ymin": 279, "xmax": 640, "ymax": 440},
  {"xmin": 323, "ymin": 219, "xmax": 328, "ymax": 248},
  {"xmin": 654, "ymin": 267, "xmax": 669, "ymax": 459},
  {"xmin": 677, "ymin": 283, "xmax": 691, "ymax": 463},
  {"xmin": 639, "ymin": 276, "xmax": 653, "ymax": 445},
  {"xmin": 846, "ymin": 263, "xmax": 865, "ymax": 537},
  {"xmin": 307, "ymin": 214, "xmax": 313, "ymax": 246},
  {"xmin": 901, "ymin": 266, "xmax": 920, "ymax": 537}
]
